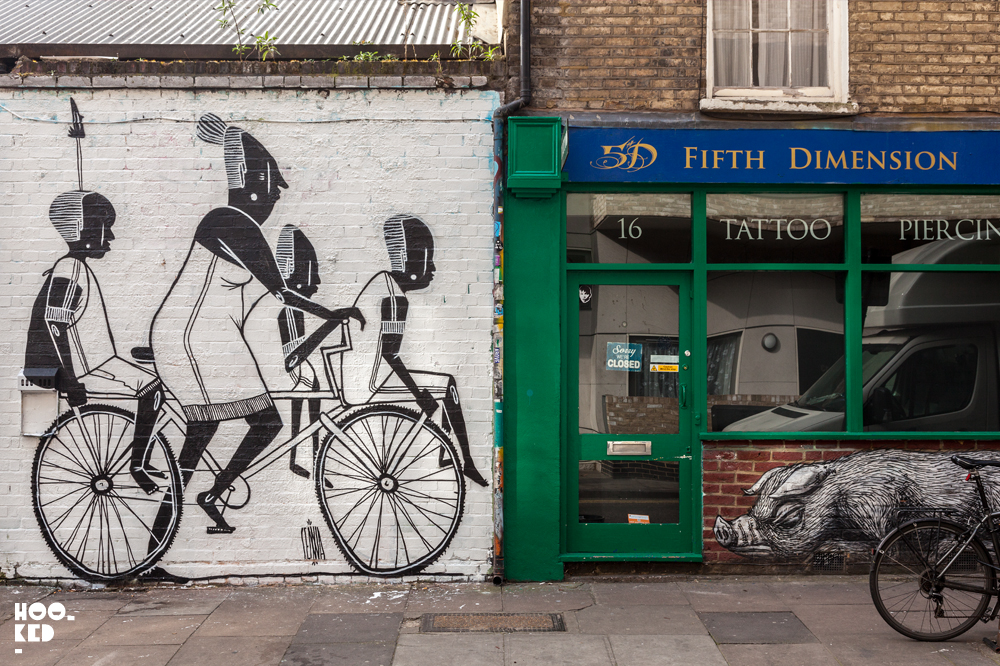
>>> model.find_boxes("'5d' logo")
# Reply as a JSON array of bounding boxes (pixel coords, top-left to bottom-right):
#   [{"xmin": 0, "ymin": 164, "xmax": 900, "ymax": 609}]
[{"xmin": 591, "ymin": 138, "xmax": 658, "ymax": 172}]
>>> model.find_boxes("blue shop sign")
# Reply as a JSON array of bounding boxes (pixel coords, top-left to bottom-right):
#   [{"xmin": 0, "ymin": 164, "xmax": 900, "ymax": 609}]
[
  {"xmin": 606, "ymin": 342, "xmax": 642, "ymax": 372},
  {"xmin": 565, "ymin": 128, "xmax": 1000, "ymax": 185}
]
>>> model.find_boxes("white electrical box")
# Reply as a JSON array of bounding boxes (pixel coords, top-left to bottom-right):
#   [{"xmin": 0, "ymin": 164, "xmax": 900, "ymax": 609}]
[{"xmin": 19, "ymin": 369, "xmax": 60, "ymax": 437}]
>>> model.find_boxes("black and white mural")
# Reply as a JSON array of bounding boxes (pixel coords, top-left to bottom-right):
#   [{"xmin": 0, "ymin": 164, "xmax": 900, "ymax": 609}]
[
  {"xmin": 12, "ymin": 92, "xmax": 498, "ymax": 582},
  {"xmin": 713, "ymin": 449, "xmax": 1000, "ymax": 559}
]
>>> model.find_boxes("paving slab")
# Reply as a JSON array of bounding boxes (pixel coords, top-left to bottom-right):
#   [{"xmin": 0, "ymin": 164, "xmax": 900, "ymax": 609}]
[
  {"xmin": 574, "ymin": 604, "xmax": 708, "ymax": 636},
  {"xmin": 391, "ymin": 633, "xmax": 503, "ymax": 666},
  {"xmin": 502, "ymin": 584, "xmax": 594, "ymax": 613},
  {"xmin": 166, "ymin": 636, "xmax": 292, "ymax": 666},
  {"xmin": 280, "ymin": 640, "xmax": 394, "ymax": 666},
  {"xmin": 292, "ymin": 612, "xmax": 401, "ymax": 644},
  {"xmin": 0, "ymin": 639, "xmax": 79, "ymax": 666},
  {"xmin": 939, "ymin": 642, "xmax": 1000, "ymax": 666},
  {"xmin": 701, "ymin": 611, "xmax": 818, "ymax": 644},
  {"xmin": 48, "ymin": 591, "xmax": 139, "ymax": 613},
  {"xmin": 823, "ymin": 634, "xmax": 965, "ymax": 665},
  {"xmin": 78, "ymin": 614, "xmax": 206, "ymax": 646},
  {"xmin": 118, "ymin": 588, "xmax": 231, "ymax": 616},
  {"xmin": 718, "ymin": 643, "xmax": 842, "ymax": 666},
  {"xmin": 792, "ymin": 602, "xmax": 897, "ymax": 638},
  {"xmin": 55, "ymin": 643, "xmax": 179, "ymax": 666},
  {"xmin": 609, "ymin": 635, "xmax": 728, "ymax": 666},
  {"xmin": 15, "ymin": 610, "xmax": 116, "ymax": 640},
  {"xmin": 767, "ymin": 577, "xmax": 873, "ymax": 606},
  {"xmin": 504, "ymin": 634, "xmax": 613, "ymax": 666},
  {"xmin": 194, "ymin": 588, "xmax": 318, "ymax": 637},
  {"xmin": 589, "ymin": 582, "xmax": 689, "ymax": 607},
  {"xmin": 311, "ymin": 585, "xmax": 410, "ymax": 613},
  {"xmin": 0, "ymin": 587, "xmax": 54, "ymax": 623},
  {"xmin": 405, "ymin": 584, "xmax": 501, "ymax": 616},
  {"xmin": 678, "ymin": 580, "xmax": 790, "ymax": 612}
]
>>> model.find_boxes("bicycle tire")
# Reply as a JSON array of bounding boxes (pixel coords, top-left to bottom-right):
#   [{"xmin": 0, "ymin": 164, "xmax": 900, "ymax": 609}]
[
  {"xmin": 314, "ymin": 404, "xmax": 465, "ymax": 577},
  {"xmin": 32, "ymin": 404, "xmax": 183, "ymax": 582},
  {"xmin": 870, "ymin": 519, "xmax": 994, "ymax": 641}
]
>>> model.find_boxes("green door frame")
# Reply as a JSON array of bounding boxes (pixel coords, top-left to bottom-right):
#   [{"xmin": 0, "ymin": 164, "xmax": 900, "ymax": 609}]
[{"xmin": 563, "ymin": 270, "xmax": 700, "ymax": 560}]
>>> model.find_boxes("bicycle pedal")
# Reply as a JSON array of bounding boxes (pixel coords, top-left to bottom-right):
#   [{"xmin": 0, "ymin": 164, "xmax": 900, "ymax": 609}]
[{"xmin": 981, "ymin": 607, "xmax": 995, "ymax": 622}]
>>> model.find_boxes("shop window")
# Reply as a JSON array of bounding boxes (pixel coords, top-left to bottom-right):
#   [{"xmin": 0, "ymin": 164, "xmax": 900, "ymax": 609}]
[
  {"xmin": 579, "ymin": 284, "xmax": 681, "ymax": 435},
  {"xmin": 578, "ymin": 460, "xmax": 680, "ymax": 524},
  {"xmin": 567, "ymin": 193, "xmax": 691, "ymax": 264},
  {"xmin": 861, "ymin": 194, "xmax": 1000, "ymax": 264},
  {"xmin": 707, "ymin": 271, "xmax": 845, "ymax": 432},
  {"xmin": 861, "ymin": 272, "xmax": 1000, "ymax": 432},
  {"xmin": 706, "ymin": 193, "xmax": 843, "ymax": 263},
  {"xmin": 705, "ymin": 0, "xmax": 850, "ymax": 110}
]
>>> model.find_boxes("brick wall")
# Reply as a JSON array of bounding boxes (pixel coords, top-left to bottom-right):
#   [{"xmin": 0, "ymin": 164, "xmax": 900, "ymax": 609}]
[
  {"xmin": 851, "ymin": 1, "xmax": 1000, "ymax": 113},
  {"xmin": 0, "ymin": 83, "xmax": 498, "ymax": 582},
  {"xmin": 507, "ymin": 0, "xmax": 705, "ymax": 111},
  {"xmin": 507, "ymin": 1, "xmax": 1000, "ymax": 114}
]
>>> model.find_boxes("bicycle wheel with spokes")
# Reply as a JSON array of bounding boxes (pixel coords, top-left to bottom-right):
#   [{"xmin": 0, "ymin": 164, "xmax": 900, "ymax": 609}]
[
  {"xmin": 870, "ymin": 519, "xmax": 994, "ymax": 641},
  {"xmin": 32, "ymin": 404, "xmax": 183, "ymax": 582},
  {"xmin": 315, "ymin": 405, "xmax": 465, "ymax": 576}
]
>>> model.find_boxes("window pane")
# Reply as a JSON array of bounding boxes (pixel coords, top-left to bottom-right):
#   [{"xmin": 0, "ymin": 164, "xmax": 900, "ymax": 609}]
[
  {"xmin": 579, "ymin": 460, "xmax": 679, "ymax": 524},
  {"xmin": 755, "ymin": 30, "xmax": 788, "ymax": 87},
  {"xmin": 706, "ymin": 193, "xmax": 844, "ymax": 263},
  {"xmin": 715, "ymin": 0, "xmax": 750, "ymax": 29},
  {"xmin": 580, "ymin": 284, "xmax": 681, "ymax": 434},
  {"xmin": 757, "ymin": 0, "xmax": 788, "ymax": 29},
  {"xmin": 862, "ymin": 272, "xmax": 1000, "ymax": 432},
  {"xmin": 790, "ymin": 0, "xmax": 826, "ymax": 30},
  {"xmin": 861, "ymin": 194, "xmax": 1000, "ymax": 264},
  {"xmin": 567, "ymin": 193, "xmax": 692, "ymax": 264},
  {"xmin": 791, "ymin": 31, "xmax": 828, "ymax": 87},
  {"xmin": 707, "ymin": 272, "xmax": 845, "ymax": 432},
  {"xmin": 715, "ymin": 32, "xmax": 752, "ymax": 87}
]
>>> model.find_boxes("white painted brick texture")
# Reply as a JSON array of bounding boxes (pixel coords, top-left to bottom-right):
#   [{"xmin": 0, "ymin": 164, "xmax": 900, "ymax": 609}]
[{"xmin": 0, "ymin": 88, "xmax": 499, "ymax": 581}]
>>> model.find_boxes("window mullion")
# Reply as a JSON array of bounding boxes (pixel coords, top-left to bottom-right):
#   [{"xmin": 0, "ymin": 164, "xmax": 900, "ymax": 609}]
[{"xmin": 845, "ymin": 190, "xmax": 863, "ymax": 432}]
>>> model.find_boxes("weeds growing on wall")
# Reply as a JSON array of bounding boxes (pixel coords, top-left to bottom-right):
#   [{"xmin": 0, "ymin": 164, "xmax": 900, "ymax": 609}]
[{"xmin": 214, "ymin": 0, "xmax": 280, "ymax": 61}]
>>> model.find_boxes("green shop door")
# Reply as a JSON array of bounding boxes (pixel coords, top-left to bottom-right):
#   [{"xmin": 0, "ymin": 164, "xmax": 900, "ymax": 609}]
[{"xmin": 566, "ymin": 271, "xmax": 697, "ymax": 557}]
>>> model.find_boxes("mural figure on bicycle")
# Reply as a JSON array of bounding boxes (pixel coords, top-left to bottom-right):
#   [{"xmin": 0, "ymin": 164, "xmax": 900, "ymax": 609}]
[{"xmin": 27, "ymin": 101, "xmax": 485, "ymax": 583}]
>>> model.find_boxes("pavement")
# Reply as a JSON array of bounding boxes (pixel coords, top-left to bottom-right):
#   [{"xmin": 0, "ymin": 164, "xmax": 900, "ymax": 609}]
[{"xmin": 3, "ymin": 575, "xmax": 1000, "ymax": 665}]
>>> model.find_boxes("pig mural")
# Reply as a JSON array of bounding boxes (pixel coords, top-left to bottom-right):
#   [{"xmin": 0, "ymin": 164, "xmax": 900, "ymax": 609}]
[{"xmin": 713, "ymin": 450, "xmax": 1000, "ymax": 558}]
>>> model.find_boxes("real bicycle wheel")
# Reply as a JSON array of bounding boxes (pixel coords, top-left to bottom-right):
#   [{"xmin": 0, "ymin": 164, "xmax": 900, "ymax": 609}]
[
  {"xmin": 315, "ymin": 405, "xmax": 465, "ymax": 576},
  {"xmin": 870, "ymin": 519, "xmax": 994, "ymax": 641},
  {"xmin": 32, "ymin": 404, "xmax": 183, "ymax": 582}
]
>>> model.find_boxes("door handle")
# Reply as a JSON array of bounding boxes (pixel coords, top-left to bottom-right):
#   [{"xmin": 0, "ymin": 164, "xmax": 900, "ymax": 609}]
[{"xmin": 679, "ymin": 384, "xmax": 688, "ymax": 408}]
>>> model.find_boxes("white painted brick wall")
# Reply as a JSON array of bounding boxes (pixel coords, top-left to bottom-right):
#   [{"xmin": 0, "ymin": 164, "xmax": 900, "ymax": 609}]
[{"xmin": 0, "ymin": 87, "xmax": 499, "ymax": 582}]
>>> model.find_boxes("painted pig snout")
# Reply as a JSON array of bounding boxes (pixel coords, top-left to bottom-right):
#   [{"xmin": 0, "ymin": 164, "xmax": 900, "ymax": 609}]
[{"xmin": 714, "ymin": 515, "xmax": 771, "ymax": 553}]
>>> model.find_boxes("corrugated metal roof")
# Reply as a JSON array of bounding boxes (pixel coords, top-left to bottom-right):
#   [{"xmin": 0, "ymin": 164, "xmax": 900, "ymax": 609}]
[{"xmin": 0, "ymin": 0, "xmax": 492, "ymax": 59}]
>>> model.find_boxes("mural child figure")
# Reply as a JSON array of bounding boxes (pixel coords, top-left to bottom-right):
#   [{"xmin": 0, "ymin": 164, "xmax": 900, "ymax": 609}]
[
  {"xmin": 274, "ymin": 224, "xmax": 323, "ymax": 479},
  {"xmin": 343, "ymin": 214, "xmax": 488, "ymax": 487},
  {"xmin": 24, "ymin": 98, "xmax": 158, "ymax": 416},
  {"xmin": 145, "ymin": 114, "xmax": 364, "ymax": 535}
]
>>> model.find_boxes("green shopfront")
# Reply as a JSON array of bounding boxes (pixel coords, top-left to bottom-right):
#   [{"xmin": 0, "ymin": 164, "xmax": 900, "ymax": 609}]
[{"xmin": 502, "ymin": 117, "xmax": 1000, "ymax": 581}]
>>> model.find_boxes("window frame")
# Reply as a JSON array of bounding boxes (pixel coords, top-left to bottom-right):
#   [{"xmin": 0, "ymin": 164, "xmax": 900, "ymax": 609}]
[
  {"xmin": 703, "ymin": 0, "xmax": 851, "ymax": 109},
  {"xmin": 563, "ymin": 183, "xmax": 1000, "ymax": 441}
]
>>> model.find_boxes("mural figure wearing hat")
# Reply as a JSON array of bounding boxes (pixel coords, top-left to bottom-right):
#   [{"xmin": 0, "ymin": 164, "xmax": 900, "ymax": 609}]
[
  {"xmin": 342, "ymin": 214, "xmax": 488, "ymax": 487},
  {"xmin": 24, "ymin": 99, "xmax": 157, "ymax": 408},
  {"xmin": 145, "ymin": 114, "xmax": 364, "ymax": 534}
]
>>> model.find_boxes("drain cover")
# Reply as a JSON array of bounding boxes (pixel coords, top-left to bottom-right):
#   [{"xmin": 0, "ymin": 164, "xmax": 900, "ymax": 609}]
[{"xmin": 421, "ymin": 613, "xmax": 566, "ymax": 633}]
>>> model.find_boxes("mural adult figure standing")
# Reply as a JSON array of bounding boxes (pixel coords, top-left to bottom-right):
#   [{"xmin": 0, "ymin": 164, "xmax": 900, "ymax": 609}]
[
  {"xmin": 343, "ymin": 214, "xmax": 488, "ymax": 487},
  {"xmin": 146, "ymin": 114, "xmax": 363, "ymax": 534}
]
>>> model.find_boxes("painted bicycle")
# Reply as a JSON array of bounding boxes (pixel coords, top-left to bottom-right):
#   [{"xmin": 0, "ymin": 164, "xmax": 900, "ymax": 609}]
[{"xmin": 31, "ymin": 326, "xmax": 466, "ymax": 582}]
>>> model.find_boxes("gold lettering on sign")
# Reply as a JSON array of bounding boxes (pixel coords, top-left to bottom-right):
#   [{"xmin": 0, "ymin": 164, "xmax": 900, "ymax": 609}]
[
  {"xmin": 786, "ymin": 148, "xmax": 958, "ymax": 171},
  {"xmin": 592, "ymin": 138, "xmax": 657, "ymax": 172},
  {"xmin": 683, "ymin": 147, "xmax": 765, "ymax": 169}
]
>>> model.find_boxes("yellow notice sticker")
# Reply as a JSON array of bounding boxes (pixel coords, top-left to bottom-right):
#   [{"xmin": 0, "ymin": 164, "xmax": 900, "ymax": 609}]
[
  {"xmin": 649, "ymin": 364, "xmax": 678, "ymax": 373},
  {"xmin": 628, "ymin": 514, "xmax": 650, "ymax": 524}
]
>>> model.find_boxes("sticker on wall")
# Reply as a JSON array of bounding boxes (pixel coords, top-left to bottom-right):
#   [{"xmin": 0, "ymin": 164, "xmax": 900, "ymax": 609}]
[
  {"xmin": 649, "ymin": 354, "xmax": 679, "ymax": 373},
  {"xmin": 606, "ymin": 342, "xmax": 642, "ymax": 372},
  {"xmin": 628, "ymin": 514, "xmax": 650, "ymax": 524}
]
